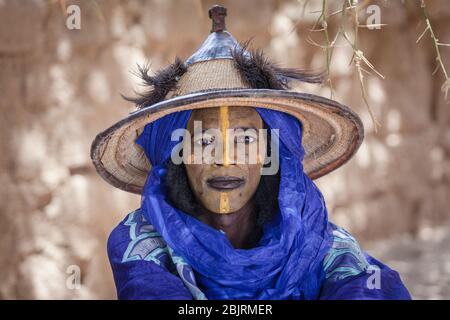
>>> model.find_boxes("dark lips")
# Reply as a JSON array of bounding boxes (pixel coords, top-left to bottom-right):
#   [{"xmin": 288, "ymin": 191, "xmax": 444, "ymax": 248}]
[{"xmin": 206, "ymin": 176, "xmax": 245, "ymax": 190}]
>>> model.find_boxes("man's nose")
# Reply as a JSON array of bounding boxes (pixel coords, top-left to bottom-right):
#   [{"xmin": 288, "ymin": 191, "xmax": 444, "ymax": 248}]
[{"xmin": 210, "ymin": 141, "xmax": 233, "ymax": 167}]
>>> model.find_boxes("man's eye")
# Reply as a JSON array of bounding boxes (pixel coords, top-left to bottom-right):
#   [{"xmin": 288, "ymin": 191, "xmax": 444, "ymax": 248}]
[
  {"xmin": 196, "ymin": 136, "xmax": 215, "ymax": 146},
  {"xmin": 236, "ymin": 135, "xmax": 256, "ymax": 144}
]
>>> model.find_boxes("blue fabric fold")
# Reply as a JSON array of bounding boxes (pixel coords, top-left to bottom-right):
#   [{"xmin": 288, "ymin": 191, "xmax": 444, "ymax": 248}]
[
  {"xmin": 320, "ymin": 255, "xmax": 412, "ymax": 300},
  {"xmin": 136, "ymin": 108, "xmax": 333, "ymax": 300}
]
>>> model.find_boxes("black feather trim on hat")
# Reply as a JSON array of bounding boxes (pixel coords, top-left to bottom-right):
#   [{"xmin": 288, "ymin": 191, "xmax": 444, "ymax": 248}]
[
  {"xmin": 231, "ymin": 40, "xmax": 324, "ymax": 90},
  {"xmin": 123, "ymin": 57, "xmax": 187, "ymax": 109}
]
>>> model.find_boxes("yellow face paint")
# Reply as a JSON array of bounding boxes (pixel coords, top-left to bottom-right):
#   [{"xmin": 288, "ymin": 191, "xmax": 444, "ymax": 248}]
[
  {"xmin": 219, "ymin": 105, "xmax": 229, "ymax": 167},
  {"xmin": 219, "ymin": 192, "xmax": 230, "ymax": 214},
  {"xmin": 218, "ymin": 107, "xmax": 231, "ymax": 214}
]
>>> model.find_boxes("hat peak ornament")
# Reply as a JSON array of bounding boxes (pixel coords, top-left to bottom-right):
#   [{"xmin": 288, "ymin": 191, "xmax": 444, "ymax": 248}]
[
  {"xmin": 209, "ymin": 5, "xmax": 227, "ymax": 32},
  {"xmin": 185, "ymin": 5, "xmax": 250, "ymax": 66}
]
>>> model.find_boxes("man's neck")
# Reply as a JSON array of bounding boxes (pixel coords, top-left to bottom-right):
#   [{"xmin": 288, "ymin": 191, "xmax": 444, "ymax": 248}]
[{"xmin": 198, "ymin": 200, "xmax": 259, "ymax": 249}]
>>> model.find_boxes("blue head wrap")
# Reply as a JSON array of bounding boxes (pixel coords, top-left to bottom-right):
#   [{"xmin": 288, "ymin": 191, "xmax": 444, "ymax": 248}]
[{"xmin": 136, "ymin": 108, "xmax": 333, "ymax": 300}]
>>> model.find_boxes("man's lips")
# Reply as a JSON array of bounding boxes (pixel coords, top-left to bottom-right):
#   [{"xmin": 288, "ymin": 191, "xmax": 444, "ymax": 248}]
[{"xmin": 206, "ymin": 176, "xmax": 245, "ymax": 190}]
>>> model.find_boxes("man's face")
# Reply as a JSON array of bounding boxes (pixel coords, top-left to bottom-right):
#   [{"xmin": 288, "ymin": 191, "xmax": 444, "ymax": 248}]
[{"xmin": 183, "ymin": 106, "xmax": 266, "ymax": 214}]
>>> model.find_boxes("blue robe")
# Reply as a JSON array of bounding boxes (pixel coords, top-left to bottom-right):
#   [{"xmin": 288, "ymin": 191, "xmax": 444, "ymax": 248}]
[
  {"xmin": 107, "ymin": 108, "xmax": 411, "ymax": 300},
  {"xmin": 107, "ymin": 208, "xmax": 411, "ymax": 300}
]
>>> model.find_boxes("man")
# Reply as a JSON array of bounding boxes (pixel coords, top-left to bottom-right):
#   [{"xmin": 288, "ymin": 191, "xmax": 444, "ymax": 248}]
[{"xmin": 91, "ymin": 5, "xmax": 410, "ymax": 300}]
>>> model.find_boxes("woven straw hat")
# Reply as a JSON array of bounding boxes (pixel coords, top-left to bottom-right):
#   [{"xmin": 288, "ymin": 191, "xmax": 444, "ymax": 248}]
[{"xmin": 91, "ymin": 5, "xmax": 364, "ymax": 194}]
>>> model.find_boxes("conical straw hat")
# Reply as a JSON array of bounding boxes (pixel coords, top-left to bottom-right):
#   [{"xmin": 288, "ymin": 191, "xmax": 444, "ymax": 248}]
[{"xmin": 91, "ymin": 5, "xmax": 364, "ymax": 194}]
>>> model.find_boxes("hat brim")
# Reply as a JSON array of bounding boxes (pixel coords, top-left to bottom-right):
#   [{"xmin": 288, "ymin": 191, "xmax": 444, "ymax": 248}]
[{"xmin": 91, "ymin": 89, "xmax": 364, "ymax": 194}]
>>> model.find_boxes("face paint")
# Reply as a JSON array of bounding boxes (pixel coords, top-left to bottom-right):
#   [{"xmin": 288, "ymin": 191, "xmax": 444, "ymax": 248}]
[
  {"xmin": 219, "ymin": 192, "xmax": 231, "ymax": 213},
  {"xmin": 219, "ymin": 106, "xmax": 230, "ymax": 214},
  {"xmin": 184, "ymin": 107, "xmax": 265, "ymax": 215},
  {"xmin": 219, "ymin": 105, "xmax": 229, "ymax": 167}
]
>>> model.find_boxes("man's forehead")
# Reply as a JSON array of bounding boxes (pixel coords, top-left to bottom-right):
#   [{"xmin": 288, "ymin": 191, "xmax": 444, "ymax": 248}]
[{"xmin": 188, "ymin": 106, "xmax": 262, "ymax": 125}]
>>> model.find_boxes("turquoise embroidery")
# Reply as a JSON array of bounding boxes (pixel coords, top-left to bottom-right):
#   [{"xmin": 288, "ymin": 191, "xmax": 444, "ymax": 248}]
[
  {"xmin": 323, "ymin": 224, "xmax": 370, "ymax": 281},
  {"xmin": 122, "ymin": 209, "xmax": 169, "ymax": 265},
  {"xmin": 168, "ymin": 247, "xmax": 208, "ymax": 300},
  {"xmin": 121, "ymin": 209, "xmax": 207, "ymax": 300}
]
